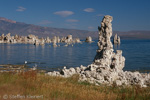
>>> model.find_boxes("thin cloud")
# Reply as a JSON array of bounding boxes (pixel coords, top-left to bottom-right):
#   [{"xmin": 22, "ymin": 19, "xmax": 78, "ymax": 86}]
[
  {"xmin": 54, "ymin": 11, "xmax": 74, "ymax": 17},
  {"xmin": 38, "ymin": 20, "xmax": 52, "ymax": 25},
  {"xmin": 16, "ymin": 6, "xmax": 26, "ymax": 12},
  {"xmin": 83, "ymin": 8, "xmax": 95, "ymax": 12},
  {"xmin": 66, "ymin": 19, "xmax": 79, "ymax": 22},
  {"xmin": 65, "ymin": 23, "xmax": 78, "ymax": 26},
  {"xmin": 97, "ymin": 14, "xmax": 105, "ymax": 16}
]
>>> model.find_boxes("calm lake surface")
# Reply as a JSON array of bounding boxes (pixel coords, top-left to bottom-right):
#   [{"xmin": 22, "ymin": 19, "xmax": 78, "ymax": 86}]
[{"xmin": 0, "ymin": 39, "xmax": 150, "ymax": 71}]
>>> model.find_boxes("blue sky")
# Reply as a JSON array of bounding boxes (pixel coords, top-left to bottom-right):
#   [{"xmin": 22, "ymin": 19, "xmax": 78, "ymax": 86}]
[{"xmin": 0, "ymin": 0, "xmax": 150, "ymax": 31}]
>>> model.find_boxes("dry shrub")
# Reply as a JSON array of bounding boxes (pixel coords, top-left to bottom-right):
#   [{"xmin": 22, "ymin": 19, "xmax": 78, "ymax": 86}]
[{"xmin": 0, "ymin": 72, "xmax": 149, "ymax": 100}]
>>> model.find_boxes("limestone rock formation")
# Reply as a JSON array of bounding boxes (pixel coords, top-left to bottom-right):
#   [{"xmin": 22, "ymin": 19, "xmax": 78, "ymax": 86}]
[
  {"xmin": 52, "ymin": 36, "xmax": 57, "ymax": 47},
  {"xmin": 93, "ymin": 15, "xmax": 125, "ymax": 70},
  {"xmin": 5, "ymin": 33, "xmax": 11, "ymax": 43},
  {"xmin": 45, "ymin": 37, "xmax": 51, "ymax": 43},
  {"xmin": 0, "ymin": 33, "xmax": 82, "ymax": 46},
  {"xmin": 40, "ymin": 38, "xmax": 45, "ymax": 45},
  {"xmin": 66, "ymin": 35, "xmax": 72, "ymax": 43},
  {"xmin": 85, "ymin": 36, "xmax": 93, "ymax": 43},
  {"xmin": 113, "ymin": 34, "xmax": 120, "ymax": 44},
  {"xmin": 47, "ymin": 15, "xmax": 150, "ymax": 87},
  {"xmin": 74, "ymin": 38, "xmax": 81, "ymax": 43},
  {"xmin": 56, "ymin": 36, "xmax": 60, "ymax": 43},
  {"xmin": 34, "ymin": 39, "xmax": 39, "ymax": 45},
  {"xmin": 59, "ymin": 35, "xmax": 81, "ymax": 44}
]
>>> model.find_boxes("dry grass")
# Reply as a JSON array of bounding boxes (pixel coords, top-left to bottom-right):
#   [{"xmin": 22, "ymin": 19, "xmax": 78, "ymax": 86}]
[{"xmin": 0, "ymin": 71, "xmax": 149, "ymax": 100}]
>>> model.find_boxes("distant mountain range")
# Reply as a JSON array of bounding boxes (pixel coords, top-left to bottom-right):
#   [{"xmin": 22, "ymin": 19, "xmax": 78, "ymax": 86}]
[{"xmin": 0, "ymin": 17, "xmax": 150, "ymax": 39}]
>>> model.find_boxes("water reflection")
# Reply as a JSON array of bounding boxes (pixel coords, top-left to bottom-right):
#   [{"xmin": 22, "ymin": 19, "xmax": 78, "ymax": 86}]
[
  {"xmin": 0, "ymin": 40, "xmax": 150, "ymax": 71},
  {"xmin": 113, "ymin": 44, "xmax": 120, "ymax": 52}
]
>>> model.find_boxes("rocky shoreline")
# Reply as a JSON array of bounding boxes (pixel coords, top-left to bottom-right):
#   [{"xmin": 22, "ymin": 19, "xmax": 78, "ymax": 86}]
[
  {"xmin": 47, "ymin": 15, "xmax": 150, "ymax": 87},
  {"xmin": 0, "ymin": 64, "xmax": 46, "ymax": 73}
]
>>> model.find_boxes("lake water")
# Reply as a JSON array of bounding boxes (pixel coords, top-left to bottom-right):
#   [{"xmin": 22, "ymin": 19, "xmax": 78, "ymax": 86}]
[{"xmin": 0, "ymin": 39, "xmax": 150, "ymax": 72}]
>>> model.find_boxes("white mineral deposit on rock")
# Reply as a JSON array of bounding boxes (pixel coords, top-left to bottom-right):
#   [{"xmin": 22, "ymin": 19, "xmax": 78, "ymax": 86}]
[
  {"xmin": 47, "ymin": 15, "xmax": 150, "ymax": 87},
  {"xmin": 113, "ymin": 34, "xmax": 121, "ymax": 44},
  {"xmin": 85, "ymin": 36, "xmax": 93, "ymax": 43},
  {"xmin": 0, "ymin": 33, "xmax": 82, "ymax": 46}
]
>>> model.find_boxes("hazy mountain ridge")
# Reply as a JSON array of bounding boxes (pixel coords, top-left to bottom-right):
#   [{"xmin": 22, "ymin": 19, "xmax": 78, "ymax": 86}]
[
  {"xmin": 117, "ymin": 30, "xmax": 150, "ymax": 39},
  {"xmin": 0, "ymin": 17, "xmax": 150, "ymax": 39}
]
